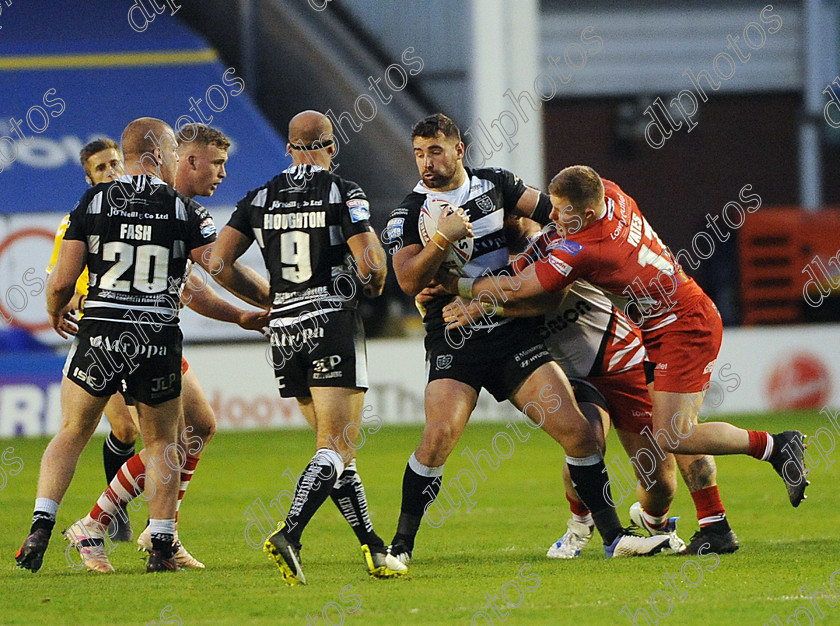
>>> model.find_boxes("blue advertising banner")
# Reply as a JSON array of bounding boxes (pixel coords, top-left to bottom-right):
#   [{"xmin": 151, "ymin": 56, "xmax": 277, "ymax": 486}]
[{"xmin": 0, "ymin": 0, "xmax": 291, "ymax": 213}]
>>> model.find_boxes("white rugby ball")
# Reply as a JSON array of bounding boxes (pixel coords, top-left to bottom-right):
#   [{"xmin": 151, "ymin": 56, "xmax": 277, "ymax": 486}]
[{"xmin": 419, "ymin": 198, "xmax": 473, "ymax": 272}]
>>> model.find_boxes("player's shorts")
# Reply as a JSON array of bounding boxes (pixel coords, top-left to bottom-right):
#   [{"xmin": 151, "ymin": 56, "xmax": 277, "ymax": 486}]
[
  {"xmin": 578, "ymin": 364, "xmax": 654, "ymax": 435},
  {"xmin": 642, "ymin": 294, "xmax": 723, "ymax": 393},
  {"xmin": 63, "ymin": 319, "xmax": 183, "ymax": 405},
  {"xmin": 426, "ymin": 318, "xmax": 553, "ymax": 402},
  {"xmin": 269, "ymin": 309, "xmax": 368, "ymax": 398}
]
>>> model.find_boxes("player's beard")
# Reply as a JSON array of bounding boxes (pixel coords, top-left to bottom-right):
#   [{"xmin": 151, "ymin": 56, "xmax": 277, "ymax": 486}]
[{"xmin": 422, "ymin": 168, "xmax": 454, "ymax": 190}]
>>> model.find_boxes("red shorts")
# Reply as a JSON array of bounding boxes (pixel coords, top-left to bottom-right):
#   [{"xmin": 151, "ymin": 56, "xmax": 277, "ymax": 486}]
[
  {"xmin": 642, "ymin": 295, "xmax": 722, "ymax": 393},
  {"xmin": 585, "ymin": 364, "xmax": 653, "ymax": 435},
  {"xmin": 181, "ymin": 357, "xmax": 189, "ymax": 375}
]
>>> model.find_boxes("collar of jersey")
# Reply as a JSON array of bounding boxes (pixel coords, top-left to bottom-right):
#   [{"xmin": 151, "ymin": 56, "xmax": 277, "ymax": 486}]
[
  {"xmin": 413, "ymin": 174, "xmax": 471, "ymax": 206},
  {"xmin": 283, "ymin": 164, "xmax": 325, "ymax": 174},
  {"xmin": 115, "ymin": 174, "xmax": 167, "ymax": 186}
]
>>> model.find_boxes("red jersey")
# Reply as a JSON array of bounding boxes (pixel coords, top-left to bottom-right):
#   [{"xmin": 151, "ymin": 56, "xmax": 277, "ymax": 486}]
[{"xmin": 532, "ymin": 179, "xmax": 706, "ymax": 331}]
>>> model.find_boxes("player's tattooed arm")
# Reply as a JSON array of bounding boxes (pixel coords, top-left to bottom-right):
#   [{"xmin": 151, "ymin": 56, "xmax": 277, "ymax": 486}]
[{"xmin": 199, "ymin": 226, "xmax": 272, "ymax": 308}]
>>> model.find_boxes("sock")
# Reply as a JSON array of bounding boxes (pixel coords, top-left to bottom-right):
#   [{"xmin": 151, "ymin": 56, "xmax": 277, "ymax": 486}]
[
  {"xmin": 747, "ymin": 430, "xmax": 773, "ymax": 460},
  {"xmin": 88, "ymin": 453, "xmax": 146, "ymax": 531},
  {"xmin": 103, "ymin": 431, "xmax": 135, "ymax": 485},
  {"xmin": 149, "ymin": 518, "xmax": 176, "ymax": 557},
  {"xmin": 691, "ymin": 485, "xmax": 726, "ymax": 527},
  {"xmin": 175, "ymin": 454, "xmax": 200, "ymax": 525},
  {"xmin": 641, "ymin": 507, "xmax": 669, "ymax": 530},
  {"xmin": 566, "ymin": 493, "xmax": 593, "ymax": 527},
  {"xmin": 283, "ymin": 448, "xmax": 345, "ymax": 546},
  {"xmin": 31, "ymin": 497, "xmax": 59, "ymax": 536},
  {"xmin": 330, "ymin": 460, "xmax": 382, "ymax": 546},
  {"xmin": 566, "ymin": 454, "xmax": 623, "ymax": 545},
  {"xmin": 393, "ymin": 453, "xmax": 444, "ymax": 550}
]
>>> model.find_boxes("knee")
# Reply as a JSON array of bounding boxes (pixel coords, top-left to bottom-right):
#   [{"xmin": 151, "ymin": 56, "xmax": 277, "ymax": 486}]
[
  {"xmin": 111, "ymin": 420, "xmax": 138, "ymax": 445},
  {"xmin": 186, "ymin": 404, "xmax": 216, "ymax": 445},
  {"xmin": 59, "ymin": 419, "xmax": 98, "ymax": 442},
  {"xmin": 419, "ymin": 423, "xmax": 459, "ymax": 462},
  {"xmin": 556, "ymin": 416, "xmax": 601, "ymax": 456}
]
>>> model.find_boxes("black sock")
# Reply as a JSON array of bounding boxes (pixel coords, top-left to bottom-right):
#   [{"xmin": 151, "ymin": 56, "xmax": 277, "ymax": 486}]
[
  {"xmin": 567, "ymin": 458, "xmax": 622, "ymax": 545},
  {"xmin": 330, "ymin": 464, "xmax": 382, "ymax": 547},
  {"xmin": 151, "ymin": 533, "xmax": 175, "ymax": 558},
  {"xmin": 392, "ymin": 460, "xmax": 442, "ymax": 550},
  {"xmin": 103, "ymin": 432, "xmax": 135, "ymax": 485},
  {"xmin": 30, "ymin": 511, "xmax": 56, "ymax": 537},
  {"xmin": 284, "ymin": 450, "xmax": 341, "ymax": 546}
]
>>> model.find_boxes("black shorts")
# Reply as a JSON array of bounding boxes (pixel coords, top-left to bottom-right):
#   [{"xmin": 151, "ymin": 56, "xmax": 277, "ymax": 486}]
[
  {"xmin": 426, "ymin": 318, "xmax": 553, "ymax": 402},
  {"xmin": 63, "ymin": 319, "xmax": 183, "ymax": 405},
  {"xmin": 269, "ymin": 309, "xmax": 368, "ymax": 398}
]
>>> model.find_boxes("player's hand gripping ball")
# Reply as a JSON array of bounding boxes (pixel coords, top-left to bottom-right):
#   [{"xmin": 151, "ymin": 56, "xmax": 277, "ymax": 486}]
[{"xmin": 419, "ymin": 199, "xmax": 474, "ymax": 272}]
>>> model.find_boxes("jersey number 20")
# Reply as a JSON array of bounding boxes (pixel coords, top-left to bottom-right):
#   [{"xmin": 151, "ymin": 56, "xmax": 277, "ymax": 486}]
[{"xmin": 99, "ymin": 242, "xmax": 170, "ymax": 293}]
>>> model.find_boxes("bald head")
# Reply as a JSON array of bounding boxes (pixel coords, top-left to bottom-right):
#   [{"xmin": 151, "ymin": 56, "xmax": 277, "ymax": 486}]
[
  {"xmin": 121, "ymin": 117, "xmax": 174, "ymax": 159},
  {"xmin": 121, "ymin": 117, "xmax": 180, "ymax": 185},
  {"xmin": 286, "ymin": 110, "xmax": 336, "ymax": 169},
  {"xmin": 288, "ymin": 110, "xmax": 333, "ymax": 148}
]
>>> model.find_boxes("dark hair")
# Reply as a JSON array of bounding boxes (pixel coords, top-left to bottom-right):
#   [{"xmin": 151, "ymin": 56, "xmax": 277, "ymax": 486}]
[
  {"xmin": 177, "ymin": 123, "xmax": 231, "ymax": 150},
  {"xmin": 548, "ymin": 165, "xmax": 604, "ymax": 211},
  {"xmin": 411, "ymin": 113, "xmax": 461, "ymax": 142},
  {"xmin": 79, "ymin": 138, "xmax": 120, "ymax": 170}
]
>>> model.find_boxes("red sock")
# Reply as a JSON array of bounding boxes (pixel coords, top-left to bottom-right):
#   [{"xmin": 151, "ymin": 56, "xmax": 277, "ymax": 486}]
[
  {"xmin": 175, "ymin": 454, "xmax": 200, "ymax": 524},
  {"xmin": 641, "ymin": 506, "xmax": 669, "ymax": 530},
  {"xmin": 691, "ymin": 486, "xmax": 726, "ymax": 527},
  {"xmin": 747, "ymin": 430, "xmax": 773, "ymax": 460},
  {"xmin": 89, "ymin": 453, "xmax": 146, "ymax": 528},
  {"xmin": 566, "ymin": 492, "xmax": 590, "ymax": 517}
]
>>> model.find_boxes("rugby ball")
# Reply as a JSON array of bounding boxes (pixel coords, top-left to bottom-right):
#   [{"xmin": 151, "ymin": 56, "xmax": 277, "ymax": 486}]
[{"xmin": 418, "ymin": 198, "xmax": 473, "ymax": 272}]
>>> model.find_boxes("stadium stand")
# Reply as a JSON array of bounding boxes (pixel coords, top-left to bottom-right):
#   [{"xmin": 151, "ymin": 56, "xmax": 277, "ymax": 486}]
[{"xmin": 0, "ymin": 0, "xmax": 290, "ymax": 214}]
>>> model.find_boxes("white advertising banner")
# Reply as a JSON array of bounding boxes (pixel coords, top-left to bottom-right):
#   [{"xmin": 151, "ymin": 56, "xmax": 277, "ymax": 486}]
[
  {"xmin": 1, "ymin": 322, "xmax": 839, "ymax": 437},
  {"xmin": 188, "ymin": 325, "xmax": 840, "ymax": 432},
  {"xmin": 185, "ymin": 338, "xmax": 520, "ymax": 433}
]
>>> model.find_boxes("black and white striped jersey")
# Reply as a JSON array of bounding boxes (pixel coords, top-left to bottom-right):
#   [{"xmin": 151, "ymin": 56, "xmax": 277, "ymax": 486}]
[
  {"xmin": 386, "ymin": 167, "xmax": 528, "ymax": 332},
  {"xmin": 64, "ymin": 174, "xmax": 216, "ymax": 327},
  {"xmin": 226, "ymin": 165, "xmax": 373, "ymax": 325}
]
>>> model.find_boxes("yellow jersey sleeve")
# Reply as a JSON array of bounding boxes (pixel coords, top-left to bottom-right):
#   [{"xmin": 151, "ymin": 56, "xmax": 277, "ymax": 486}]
[{"xmin": 47, "ymin": 214, "xmax": 89, "ymax": 296}]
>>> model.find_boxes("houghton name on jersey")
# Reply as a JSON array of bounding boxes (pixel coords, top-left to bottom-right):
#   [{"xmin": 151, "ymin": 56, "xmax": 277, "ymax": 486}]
[
  {"xmin": 385, "ymin": 167, "xmax": 528, "ymax": 332},
  {"xmin": 64, "ymin": 174, "xmax": 216, "ymax": 328},
  {"xmin": 226, "ymin": 165, "xmax": 374, "ymax": 328}
]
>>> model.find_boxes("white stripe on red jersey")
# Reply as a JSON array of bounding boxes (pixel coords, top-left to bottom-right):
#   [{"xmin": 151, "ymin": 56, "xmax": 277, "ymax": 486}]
[{"xmin": 538, "ymin": 280, "xmax": 647, "ymax": 378}]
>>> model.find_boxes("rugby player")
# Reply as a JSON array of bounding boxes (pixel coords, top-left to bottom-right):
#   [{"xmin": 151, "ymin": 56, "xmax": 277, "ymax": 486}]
[
  {"xmin": 384, "ymin": 114, "xmax": 675, "ymax": 565},
  {"xmin": 450, "ymin": 217, "xmax": 728, "ymax": 556},
  {"xmin": 64, "ymin": 124, "xmax": 268, "ymax": 572},
  {"xmin": 14, "ymin": 117, "xmax": 256, "ymax": 573},
  {"xmin": 46, "ymin": 138, "xmax": 138, "ymax": 543},
  {"xmin": 441, "ymin": 165, "xmax": 808, "ymax": 553},
  {"xmin": 212, "ymin": 110, "xmax": 406, "ymax": 584}
]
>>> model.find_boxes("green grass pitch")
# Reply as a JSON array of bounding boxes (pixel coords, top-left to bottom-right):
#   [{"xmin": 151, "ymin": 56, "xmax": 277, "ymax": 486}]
[{"xmin": 1, "ymin": 411, "xmax": 836, "ymax": 625}]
